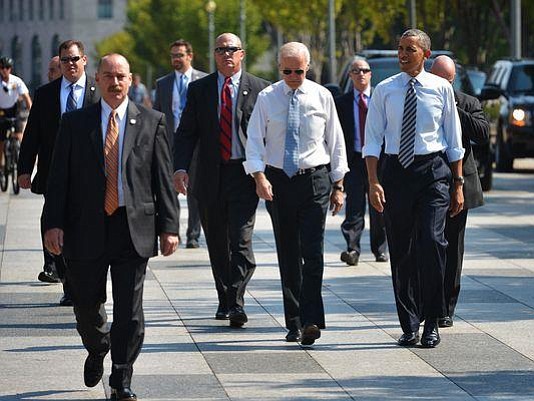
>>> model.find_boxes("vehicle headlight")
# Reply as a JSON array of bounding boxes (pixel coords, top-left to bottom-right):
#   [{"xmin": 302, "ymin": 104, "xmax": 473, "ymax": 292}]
[{"xmin": 510, "ymin": 108, "xmax": 531, "ymax": 127}]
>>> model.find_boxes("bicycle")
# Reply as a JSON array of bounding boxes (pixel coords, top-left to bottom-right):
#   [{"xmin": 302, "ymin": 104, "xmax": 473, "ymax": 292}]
[{"xmin": 0, "ymin": 116, "xmax": 21, "ymax": 194}]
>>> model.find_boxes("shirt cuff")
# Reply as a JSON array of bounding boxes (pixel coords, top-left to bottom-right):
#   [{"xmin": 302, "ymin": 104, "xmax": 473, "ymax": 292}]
[
  {"xmin": 243, "ymin": 160, "xmax": 265, "ymax": 176},
  {"xmin": 362, "ymin": 144, "xmax": 381, "ymax": 158},
  {"xmin": 445, "ymin": 147, "xmax": 465, "ymax": 163}
]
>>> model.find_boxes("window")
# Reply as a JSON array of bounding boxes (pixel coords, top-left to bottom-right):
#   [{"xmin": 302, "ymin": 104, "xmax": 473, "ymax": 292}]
[
  {"xmin": 31, "ymin": 35, "xmax": 42, "ymax": 90},
  {"xmin": 9, "ymin": 0, "xmax": 14, "ymax": 21},
  {"xmin": 51, "ymin": 34, "xmax": 60, "ymax": 57},
  {"xmin": 28, "ymin": 0, "xmax": 33, "ymax": 20},
  {"xmin": 59, "ymin": 0, "xmax": 63, "ymax": 19},
  {"xmin": 98, "ymin": 0, "xmax": 112, "ymax": 19},
  {"xmin": 18, "ymin": 0, "xmax": 23, "ymax": 20},
  {"xmin": 11, "ymin": 36, "xmax": 22, "ymax": 73},
  {"xmin": 38, "ymin": 0, "xmax": 43, "ymax": 20},
  {"xmin": 0, "ymin": 0, "xmax": 4, "ymax": 22},
  {"xmin": 48, "ymin": 0, "xmax": 53, "ymax": 19}
]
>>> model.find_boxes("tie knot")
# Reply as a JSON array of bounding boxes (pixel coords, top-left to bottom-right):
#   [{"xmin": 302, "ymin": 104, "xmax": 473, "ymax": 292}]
[
  {"xmin": 69, "ymin": 83, "xmax": 75, "ymax": 90},
  {"xmin": 224, "ymin": 76, "xmax": 232, "ymax": 85},
  {"xmin": 110, "ymin": 110, "xmax": 117, "ymax": 120},
  {"xmin": 359, "ymin": 92, "xmax": 366, "ymax": 101},
  {"xmin": 409, "ymin": 78, "xmax": 416, "ymax": 87}
]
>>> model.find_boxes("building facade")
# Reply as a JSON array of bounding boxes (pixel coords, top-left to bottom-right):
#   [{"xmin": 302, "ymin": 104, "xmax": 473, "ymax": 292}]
[{"xmin": 0, "ymin": 0, "xmax": 127, "ymax": 91}]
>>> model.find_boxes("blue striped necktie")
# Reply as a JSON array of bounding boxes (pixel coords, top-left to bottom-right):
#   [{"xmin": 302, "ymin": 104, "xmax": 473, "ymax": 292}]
[
  {"xmin": 398, "ymin": 78, "xmax": 417, "ymax": 168},
  {"xmin": 66, "ymin": 83, "xmax": 77, "ymax": 112},
  {"xmin": 283, "ymin": 89, "xmax": 300, "ymax": 177},
  {"xmin": 179, "ymin": 74, "xmax": 188, "ymax": 112}
]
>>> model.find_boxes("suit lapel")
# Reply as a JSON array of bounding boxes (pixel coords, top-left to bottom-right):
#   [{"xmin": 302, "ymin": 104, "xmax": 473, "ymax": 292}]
[
  {"xmin": 87, "ymin": 103, "xmax": 105, "ymax": 173},
  {"xmin": 52, "ymin": 79, "xmax": 62, "ymax": 120},
  {"xmin": 83, "ymin": 76, "xmax": 98, "ymax": 107},
  {"xmin": 122, "ymin": 102, "xmax": 142, "ymax": 169},
  {"xmin": 208, "ymin": 73, "xmax": 220, "ymax": 135},
  {"xmin": 236, "ymin": 72, "xmax": 250, "ymax": 144}
]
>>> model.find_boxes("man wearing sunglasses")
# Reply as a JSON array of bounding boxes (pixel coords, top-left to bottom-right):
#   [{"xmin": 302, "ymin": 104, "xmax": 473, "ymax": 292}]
[
  {"xmin": 0, "ymin": 56, "xmax": 32, "ymax": 173},
  {"xmin": 245, "ymin": 42, "xmax": 348, "ymax": 345},
  {"xmin": 18, "ymin": 40, "xmax": 100, "ymax": 306},
  {"xmin": 154, "ymin": 39, "xmax": 207, "ymax": 250},
  {"xmin": 174, "ymin": 33, "xmax": 269, "ymax": 327},
  {"xmin": 335, "ymin": 59, "xmax": 388, "ymax": 267}
]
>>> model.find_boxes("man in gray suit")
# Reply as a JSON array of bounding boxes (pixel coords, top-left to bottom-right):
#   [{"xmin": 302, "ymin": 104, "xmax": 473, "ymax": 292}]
[{"xmin": 154, "ymin": 39, "xmax": 207, "ymax": 249}]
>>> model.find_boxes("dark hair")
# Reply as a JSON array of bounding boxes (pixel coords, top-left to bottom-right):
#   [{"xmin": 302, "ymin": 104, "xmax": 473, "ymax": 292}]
[
  {"xmin": 400, "ymin": 29, "xmax": 431, "ymax": 52},
  {"xmin": 0, "ymin": 56, "xmax": 13, "ymax": 68},
  {"xmin": 169, "ymin": 39, "xmax": 193, "ymax": 54},
  {"xmin": 58, "ymin": 40, "xmax": 85, "ymax": 56}
]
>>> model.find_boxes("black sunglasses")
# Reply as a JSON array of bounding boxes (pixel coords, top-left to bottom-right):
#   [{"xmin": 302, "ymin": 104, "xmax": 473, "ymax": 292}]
[
  {"xmin": 214, "ymin": 46, "xmax": 242, "ymax": 55},
  {"xmin": 60, "ymin": 55, "xmax": 82, "ymax": 64},
  {"xmin": 351, "ymin": 68, "xmax": 371, "ymax": 74},
  {"xmin": 282, "ymin": 69, "xmax": 305, "ymax": 75},
  {"xmin": 2, "ymin": 86, "xmax": 8, "ymax": 93}
]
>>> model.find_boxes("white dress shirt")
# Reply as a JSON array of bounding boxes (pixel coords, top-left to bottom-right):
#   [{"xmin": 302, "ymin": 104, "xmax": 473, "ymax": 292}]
[
  {"xmin": 362, "ymin": 69, "xmax": 464, "ymax": 163},
  {"xmin": 217, "ymin": 70, "xmax": 243, "ymax": 159},
  {"xmin": 172, "ymin": 68, "xmax": 193, "ymax": 131},
  {"xmin": 244, "ymin": 79, "xmax": 349, "ymax": 182},
  {"xmin": 60, "ymin": 74, "xmax": 87, "ymax": 114},
  {"xmin": 0, "ymin": 74, "xmax": 29, "ymax": 109},
  {"xmin": 352, "ymin": 86, "xmax": 371, "ymax": 152},
  {"xmin": 100, "ymin": 98, "xmax": 128, "ymax": 207}
]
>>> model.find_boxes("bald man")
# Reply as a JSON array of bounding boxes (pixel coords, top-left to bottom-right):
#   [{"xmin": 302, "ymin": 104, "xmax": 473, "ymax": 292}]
[
  {"xmin": 43, "ymin": 53, "xmax": 179, "ymax": 400},
  {"xmin": 47, "ymin": 56, "xmax": 61, "ymax": 82},
  {"xmin": 430, "ymin": 55, "xmax": 489, "ymax": 328}
]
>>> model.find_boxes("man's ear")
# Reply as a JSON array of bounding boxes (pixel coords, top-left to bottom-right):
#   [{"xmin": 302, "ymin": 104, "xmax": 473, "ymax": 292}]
[{"xmin": 424, "ymin": 50, "xmax": 432, "ymax": 59}]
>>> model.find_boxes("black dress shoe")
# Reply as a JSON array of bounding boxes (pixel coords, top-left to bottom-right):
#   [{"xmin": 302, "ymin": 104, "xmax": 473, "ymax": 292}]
[
  {"xmin": 228, "ymin": 305, "xmax": 248, "ymax": 327},
  {"xmin": 38, "ymin": 271, "xmax": 61, "ymax": 283},
  {"xmin": 83, "ymin": 354, "xmax": 104, "ymax": 387},
  {"xmin": 438, "ymin": 316, "xmax": 453, "ymax": 328},
  {"xmin": 285, "ymin": 328, "xmax": 301, "ymax": 342},
  {"xmin": 186, "ymin": 239, "xmax": 200, "ymax": 249},
  {"xmin": 375, "ymin": 253, "xmax": 388, "ymax": 262},
  {"xmin": 59, "ymin": 293, "xmax": 73, "ymax": 306},
  {"xmin": 301, "ymin": 324, "xmax": 321, "ymax": 346},
  {"xmin": 215, "ymin": 304, "xmax": 229, "ymax": 320},
  {"xmin": 110, "ymin": 387, "xmax": 137, "ymax": 400},
  {"xmin": 397, "ymin": 331, "xmax": 419, "ymax": 346},
  {"xmin": 421, "ymin": 320, "xmax": 441, "ymax": 348},
  {"xmin": 340, "ymin": 251, "xmax": 358, "ymax": 266}
]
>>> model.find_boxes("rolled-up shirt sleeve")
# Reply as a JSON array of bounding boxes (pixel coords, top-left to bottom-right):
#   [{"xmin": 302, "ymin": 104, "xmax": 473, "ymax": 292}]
[
  {"xmin": 244, "ymin": 93, "xmax": 267, "ymax": 175},
  {"xmin": 362, "ymin": 85, "xmax": 386, "ymax": 158},
  {"xmin": 443, "ymin": 85, "xmax": 465, "ymax": 162},
  {"xmin": 324, "ymin": 94, "xmax": 349, "ymax": 182}
]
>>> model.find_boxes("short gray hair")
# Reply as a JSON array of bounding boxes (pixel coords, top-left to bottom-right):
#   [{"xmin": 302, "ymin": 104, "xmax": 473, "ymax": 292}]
[
  {"xmin": 278, "ymin": 42, "xmax": 310, "ymax": 65},
  {"xmin": 400, "ymin": 29, "xmax": 431, "ymax": 52}
]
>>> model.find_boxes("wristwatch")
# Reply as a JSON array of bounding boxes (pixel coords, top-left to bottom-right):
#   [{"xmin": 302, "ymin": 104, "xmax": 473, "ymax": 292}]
[
  {"xmin": 332, "ymin": 185, "xmax": 344, "ymax": 192},
  {"xmin": 453, "ymin": 176, "xmax": 465, "ymax": 185}
]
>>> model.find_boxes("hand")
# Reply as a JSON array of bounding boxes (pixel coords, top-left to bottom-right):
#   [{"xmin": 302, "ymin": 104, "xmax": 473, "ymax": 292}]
[
  {"xmin": 449, "ymin": 185, "xmax": 464, "ymax": 217},
  {"xmin": 369, "ymin": 182, "xmax": 386, "ymax": 213},
  {"xmin": 329, "ymin": 189, "xmax": 344, "ymax": 216},
  {"xmin": 44, "ymin": 228, "xmax": 64, "ymax": 255},
  {"xmin": 18, "ymin": 174, "xmax": 31, "ymax": 189},
  {"xmin": 160, "ymin": 232, "xmax": 179, "ymax": 256},
  {"xmin": 253, "ymin": 173, "xmax": 273, "ymax": 201},
  {"xmin": 173, "ymin": 171, "xmax": 189, "ymax": 195}
]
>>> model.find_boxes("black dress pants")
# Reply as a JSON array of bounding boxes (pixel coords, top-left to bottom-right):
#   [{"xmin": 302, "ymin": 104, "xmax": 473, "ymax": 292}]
[
  {"xmin": 197, "ymin": 163, "xmax": 258, "ymax": 310},
  {"xmin": 266, "ymin": 165, "xmax": 331, "ymax": 331},
  {"xmin": 444, "ymin": 208, "xmax": 468, "ymax": 318},
  {"xmin": 381, "ymin": 153, "xmax": 450, "ymax": 334},
  {"xmin": 341, "ymin": 153, "xmax": 387, "ymax": 257},
  {"xmin": 186, "ymin": 193, "xmax": 202, "ymax": 243},
  {"xmin": 65, "ymin": 208, "xmax": 148, "ymax": 389}
]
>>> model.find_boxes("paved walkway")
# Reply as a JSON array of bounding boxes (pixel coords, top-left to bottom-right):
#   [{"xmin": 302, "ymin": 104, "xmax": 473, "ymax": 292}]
[{"xmin": 1, "ymin": 171, "xmax": 533, "ymax": 400}]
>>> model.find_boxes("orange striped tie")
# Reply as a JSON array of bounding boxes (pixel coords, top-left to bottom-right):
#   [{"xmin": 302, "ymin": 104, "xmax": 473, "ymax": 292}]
[{"xmin": 104, "ymin": 110, "xmax": 119, "ymax": 215}]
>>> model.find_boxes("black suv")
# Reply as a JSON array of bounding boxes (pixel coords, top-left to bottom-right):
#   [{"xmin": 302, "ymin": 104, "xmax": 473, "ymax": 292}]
[
  {"xmin": 479, "ymin": 59, "xmax": 534, "ymax": 171},
  {"xmin": 334, "ymin": 50, "xmax": 493, "ymax": 191}
]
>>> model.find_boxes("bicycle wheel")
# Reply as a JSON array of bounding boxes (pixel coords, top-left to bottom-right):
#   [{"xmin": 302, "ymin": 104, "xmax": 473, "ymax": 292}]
[
  {"xmin": 0, "ymin": 165, "xmax": 7, "ymax": 192},
  {"xmin": 11, "ymin": 140, "xmax": 20, "ymax": 195}
]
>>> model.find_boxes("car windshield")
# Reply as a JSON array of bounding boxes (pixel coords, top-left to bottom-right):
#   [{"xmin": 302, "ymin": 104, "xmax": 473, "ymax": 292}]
[{"xmin": 508, "ymin": 64, "xmax": 534, "ymax": 94}]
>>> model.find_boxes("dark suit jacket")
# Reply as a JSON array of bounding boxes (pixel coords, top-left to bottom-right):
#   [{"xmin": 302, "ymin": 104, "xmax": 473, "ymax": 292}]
[
  {"xmin": 174, "ymin": 71, "xmax": 269, "ymax": 204},
  {"xmin": 18, "ymin": 75, "xmax": 100, "ymax": 194},
  {"xmin": 335, "ymin": 90, "xmax": 360, "ymax": 163},
  {"xmin": 43, "ymin": 101, "xmax": 179, "ymax": 260},
  {"xmin": 153, "ymin": 68, "xmax": 207, "ymax": 146},
  {"xmin": 455, "ymin": 90, "xmax": 490, "ymax": 210}
]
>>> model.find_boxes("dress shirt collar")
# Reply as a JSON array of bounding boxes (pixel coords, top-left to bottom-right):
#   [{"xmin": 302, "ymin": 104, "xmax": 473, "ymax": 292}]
[
  {"xmin": 353, "ymin": 85, "xmax": 371, "ymax": 99},
  {"xmin": 174, "ymin": 68, "xmax": 192, "ymax": 81},
  {"xmin": 101, "ymin": 97, "xmax": 128, "ymax": 122},
  {"xmin": 401, "ymin": 69, "xmax": 433, "ymax": 87},
  {"xmin": 61, "ymin": 73, "xmax": 86, "ymax": 91},
  {"xmin": 282, "ymin": 78, "xmax": 312, "ymax": 96},
  {"xmin": 217, "ymin": 69, "xmax": 242, "ymax": 86}
]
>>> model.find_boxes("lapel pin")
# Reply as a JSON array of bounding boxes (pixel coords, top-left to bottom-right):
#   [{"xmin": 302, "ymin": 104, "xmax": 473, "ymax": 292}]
[
  {"xmin": 243, "ymin": 90, "xmax": 248, "ymax": 96},
  {"xmin": 90, "ymin": 86, "xmax": 96, "ymax": 92},
  {"xmin": 130, "ymin": 119, "xmax": 136, "ymax": 125}
]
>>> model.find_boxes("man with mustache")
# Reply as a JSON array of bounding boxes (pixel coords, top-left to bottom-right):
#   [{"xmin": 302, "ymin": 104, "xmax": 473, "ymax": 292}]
[
  {"xmin": 174, "ymin": 33, "xmax": 269, "ymax": 326},
  {"xmin": 43, "ymin": 53, "xmax": 179, "ymax": 400},
  {"xmin": 18, "ymin": 40, "xmax": 99, "ymax": 306}
]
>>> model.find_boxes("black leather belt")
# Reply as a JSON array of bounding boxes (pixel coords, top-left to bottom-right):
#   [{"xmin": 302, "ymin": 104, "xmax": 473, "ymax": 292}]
[
  {"xmin": 386, "ymin": 151, "xmax": 443, "ymax": 162},
  {"xmin": 221, "ymin": 158, "xmax": 245, "ymax": 166},
  {"xmin": 267, "ymin": 164, "xmax": 326, "ymax": 176}
]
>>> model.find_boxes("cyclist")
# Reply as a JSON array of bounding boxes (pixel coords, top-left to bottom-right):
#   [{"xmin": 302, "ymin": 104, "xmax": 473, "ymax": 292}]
[{"xmin": 0, "ymin": 56, "xmax": 32, "ymax": 169}]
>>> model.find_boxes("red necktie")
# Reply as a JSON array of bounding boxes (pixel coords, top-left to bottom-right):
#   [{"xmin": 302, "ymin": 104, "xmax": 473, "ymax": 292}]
[
  {"xmin": 358, "ymin": 92, "xmax": 367, "ymax": 147},
  {"xmin": 219, "ymin": 77, "xmax": 233, "ymax": 162}
]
